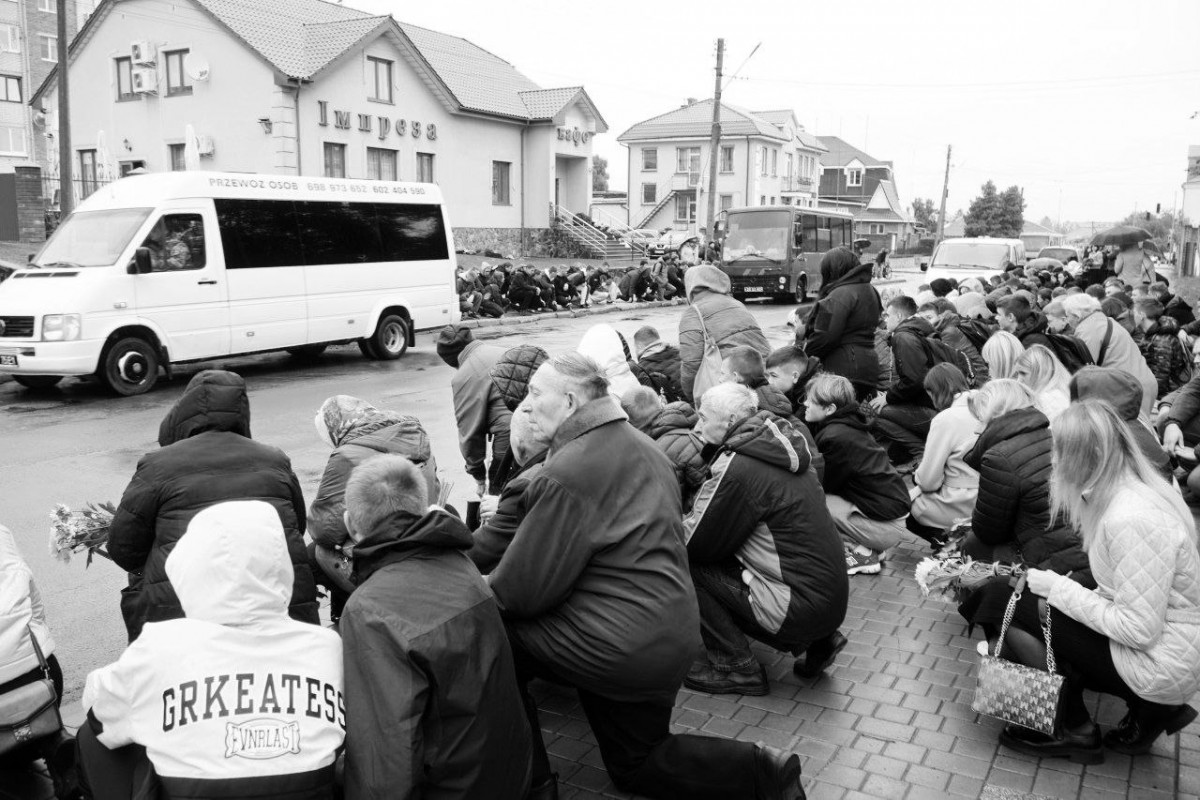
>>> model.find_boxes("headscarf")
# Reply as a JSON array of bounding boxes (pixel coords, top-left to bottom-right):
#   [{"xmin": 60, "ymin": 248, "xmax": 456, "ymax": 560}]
[
  {"xmin": 314, "ymin": 395, "xmax": 409, "ymax": 449},
  {"xmin": 817, "ymin": 247, "xmax": 860, "ymax": 298}
]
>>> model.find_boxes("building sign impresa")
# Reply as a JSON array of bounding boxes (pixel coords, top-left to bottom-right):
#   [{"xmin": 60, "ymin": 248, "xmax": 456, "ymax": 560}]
[{"xmin": 317, "ymin": 101, "xmax": 438, "ymax": 141}]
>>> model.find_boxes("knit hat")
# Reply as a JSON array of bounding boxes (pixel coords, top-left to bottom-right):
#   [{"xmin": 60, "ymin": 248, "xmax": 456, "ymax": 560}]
[
  {"xmin": 915, "ymin": 289, "xmax": 937, "ymax": 308},
  {"xmin": 953, "ymin": 291, "xmax": 993, "ymax": 320},
  {"xmin": 929, "ymin": 278, "xmax": 954, "ymax": 297},
  {"xmin": 683, "ymin": 264, "xmax": 731, "ymax": 300},
  {"xmin": 436, "ymin": 324, "xmax": 473, "ymax": 368}
]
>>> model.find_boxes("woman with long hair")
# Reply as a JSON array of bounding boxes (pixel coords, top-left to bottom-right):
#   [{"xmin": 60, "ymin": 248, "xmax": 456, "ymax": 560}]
[
  {"xmin": 981, "ymin": 330, "xmax": 1023, "ymax": 380},
  {"xmin": 797, "ymin": 247, "xmax": 882, "ymax": 400},
  {"xmin": 1013, "ymin": 344, "xmax": 1072, "ymax": 423},
  {"xmin": 998, "ymin": 399, "xmax": 1200, "ymax": 762},
  {"xmin": 907, "ymin": 364, "xmax": 980, "ymax": 545}
]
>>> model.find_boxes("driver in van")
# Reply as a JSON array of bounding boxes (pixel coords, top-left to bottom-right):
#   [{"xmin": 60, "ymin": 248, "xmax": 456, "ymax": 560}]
[{"xmin": 142, "ymin": 218, "xmax": 197, "ymax": 271}]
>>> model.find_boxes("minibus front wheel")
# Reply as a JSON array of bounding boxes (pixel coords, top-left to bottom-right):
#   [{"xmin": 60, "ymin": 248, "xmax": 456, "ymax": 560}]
[
  {"xmin": 99, "ymin": 336, "xmax": 160, "ymax": 396},
  {"xmin": 360, "ymin": 313, "xmax": 410, "ymax": 360}
]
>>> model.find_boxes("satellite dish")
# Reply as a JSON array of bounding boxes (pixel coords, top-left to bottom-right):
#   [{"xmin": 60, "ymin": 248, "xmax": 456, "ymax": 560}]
[
  {"xmin": 183, "ymin": 53, "xmax": 210, "ymax": 82},
  {"xmin": 32, "ymin": 111, "xmax": 45, "ymax": 127}
]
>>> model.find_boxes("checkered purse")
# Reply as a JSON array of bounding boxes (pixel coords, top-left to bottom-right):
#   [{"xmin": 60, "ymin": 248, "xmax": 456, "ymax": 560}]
[{"xmin": 971, "ymin": 577, "xmax": 1064, "ymax": 735}]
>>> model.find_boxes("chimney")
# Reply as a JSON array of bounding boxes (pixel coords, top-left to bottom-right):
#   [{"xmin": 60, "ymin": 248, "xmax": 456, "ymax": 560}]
[{"xmin": 686, "ymin": 97, "xmax": 697, "ymax": 106}]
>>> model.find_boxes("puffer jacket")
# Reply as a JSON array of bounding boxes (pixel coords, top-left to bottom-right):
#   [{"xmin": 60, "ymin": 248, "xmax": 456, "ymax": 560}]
[
  {"xmin": 108, "ymin": 371, "xmax": 318, "ymax": 642},
  {"xmin": 811, "ymin": 405, "xmax": 909, "ymax": 521},
  {"xmin": 1012, "ymin": 311, "xmax": 1054, "ymax": 351},
  {"xmin": 749, "ymin": 377, "xmax": 794, "ymax": 418},
  {"xmin": 933, "ymin": 314, "xmax": 988, "ymax": 387},
  {"xmin": 1138, "ymin": 317, "xmax": 1191, "ymax": 398},
  {"xmin": 802, "ymin": 262, "xmax": 881, "ymax": 394},
  {"xmin": 1071, "ymin": 367, "xmax": 1173, "ymax": 484},
  {"xmin": 638, "ymin": 341, "xmax": 684, "ymax": 402},
  {"xmin": 1047, "ymin": 486, "xmax": 1200, "ymax": 705},
  {"xmin": 886, "ymin": 316, "xmax": 937, "ymax": 407},
  {"xmin": 645, "ymin": 402, "xmax": 706, "ymax": 507},
  {"xmin": 678, "ymin": 268, "xmax": 769, "ymax": 401},
  {"xmin": 685, "ymin": 412, "xmax": 848, "ymax": 645},
  {"xmin": 0, "ymin": 524, "xmax": 54, "ymax": 685},
  {"xmin": 964, "ymin": 407, "xmax": 1087, "ymax": 574}
]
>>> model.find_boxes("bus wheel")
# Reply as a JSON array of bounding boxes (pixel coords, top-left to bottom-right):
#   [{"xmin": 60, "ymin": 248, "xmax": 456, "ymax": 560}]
[
  {"xmin": 12, "ymin": 375, "xmax": 62, "ymax": 391},
  {"xmin": 100, "ymin": 337, "xmax": 159, "ymax": 396},
  {"xmin": 363, "ymin": 314, "xmax": 409, "ymax": 360},
  {"xmin": 794, "ymin": 276, "xmax": 808, "ymax": 304}
]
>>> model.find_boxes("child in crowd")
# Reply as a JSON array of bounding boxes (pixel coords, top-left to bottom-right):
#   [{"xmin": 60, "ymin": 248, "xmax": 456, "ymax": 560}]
[
  {"xmin": 804, "ymin": 374, "xmax": 910, "ymax": 576},
  {"xmin": 721, "ymin": 345, "xmax": 793, "ymax": 417},
  {"xmin": 764, "ymin": 345, "xmax": 822, "ymax": 416}
]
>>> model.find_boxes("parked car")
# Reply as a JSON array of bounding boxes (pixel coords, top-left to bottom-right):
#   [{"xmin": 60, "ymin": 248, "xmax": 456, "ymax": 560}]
[
  {"xmin": 1036, "ymin": 245, "xmax": 1082, "ymax": 273},
  {"xmin": 923, "ymin": 237, "xmax": 1026, "ymax": 282},
  {"xmin": 647, "ymin": 230, "xmax": 701, "ymax": 264},
  {"xmin": 620, "ymin": 228, "xmax": 659, "ymax": 249}
]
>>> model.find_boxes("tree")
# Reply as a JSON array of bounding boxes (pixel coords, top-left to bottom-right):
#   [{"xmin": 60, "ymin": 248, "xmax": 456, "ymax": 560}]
[
  {"xmin": 1118, "ymin": 209, "xmax": 1191, "ymax": 245},
  {"xmin": 964, "ymin": 181, "xmax": 1024, "ymax": 238},
  {"xmin": 592, "ymin": 156, "xmax": 609, "ymax": 192},
  {"xmin": 911, "ymin": 198, "xmax": 936, "ymax": 230}
]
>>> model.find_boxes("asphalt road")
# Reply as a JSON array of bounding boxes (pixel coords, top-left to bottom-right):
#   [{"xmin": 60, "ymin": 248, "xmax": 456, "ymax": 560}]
[{"xmin": 0, "ymin": 299, "xmax": 816, "ymax": 704}]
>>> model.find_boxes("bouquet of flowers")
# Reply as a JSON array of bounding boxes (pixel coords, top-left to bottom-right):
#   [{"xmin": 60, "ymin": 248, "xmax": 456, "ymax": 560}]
[
  {"xmin": 914, "ymin": 556, "xmax": 1025, "ymax": 605},
  {"xmin": 49, "ymin": 502, "xmax": 117, "ymax": 567}
]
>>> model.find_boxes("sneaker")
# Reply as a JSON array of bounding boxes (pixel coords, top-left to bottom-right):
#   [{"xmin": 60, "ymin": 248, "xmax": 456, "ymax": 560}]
[{"xmin": 845, "ymin": 547, "xmax": 882, "ymax": 575}]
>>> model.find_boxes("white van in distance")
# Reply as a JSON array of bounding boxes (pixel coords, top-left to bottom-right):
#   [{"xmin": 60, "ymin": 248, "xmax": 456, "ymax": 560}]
[{"xmin": 0, "ymin": 172, "xmax": 458, "ymax": 395}]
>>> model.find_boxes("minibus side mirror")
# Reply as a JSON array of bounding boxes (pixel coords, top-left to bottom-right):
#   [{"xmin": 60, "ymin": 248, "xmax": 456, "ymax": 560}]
[{"xmin": 129, "ymin": 247, "xmax": 153, "ymax": 275}]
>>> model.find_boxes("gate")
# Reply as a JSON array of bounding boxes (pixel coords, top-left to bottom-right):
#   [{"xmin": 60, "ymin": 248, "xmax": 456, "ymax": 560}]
[{"xmin": 0, "ymin": 173, "xmax": 19, "ymax": 240}]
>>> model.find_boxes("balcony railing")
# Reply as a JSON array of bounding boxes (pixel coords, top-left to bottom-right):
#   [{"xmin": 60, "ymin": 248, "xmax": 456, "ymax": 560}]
[{"xmin": 781, "ymin": 176, "xmax": 815, "ymax": 192}]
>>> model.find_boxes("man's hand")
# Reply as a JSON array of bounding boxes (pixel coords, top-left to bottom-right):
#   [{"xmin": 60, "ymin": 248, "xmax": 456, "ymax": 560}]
[
  {"xmin": 475, "ymin": 479, "xmax": 487, "ymax": 497},
  {"xmin": 1025, "ymin": 568, "xmax": 1059, "ymax": 598},
  {"xmin": 1163, "ymin": 422, "xmax": 1185, "ymax": 453},
  {"xmin": 869, "ymin": 392, "xmax": 888, "ymax": 412},
  {"xmin": 479, "ymin": 494, "xmax": 499, "ymax": 524}
]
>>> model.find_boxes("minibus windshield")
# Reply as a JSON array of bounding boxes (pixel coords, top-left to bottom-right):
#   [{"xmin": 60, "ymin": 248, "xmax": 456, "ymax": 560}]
[{"xmin": 34, "ymin": 208, "xmax": 154, "ymax": 268}]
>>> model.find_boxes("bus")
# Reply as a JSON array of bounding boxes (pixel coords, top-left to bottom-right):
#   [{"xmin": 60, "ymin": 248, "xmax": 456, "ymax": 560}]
[
  {"xmin": 0, "ymin": 172, "xmax": 457, "ymax": 395},
  {"xmin": 718, "ymin": 206, "xmax": 855, "ymax": 302}
]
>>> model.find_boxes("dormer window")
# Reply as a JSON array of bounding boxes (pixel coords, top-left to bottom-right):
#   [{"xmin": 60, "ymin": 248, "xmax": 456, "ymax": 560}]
[{"xmin": 847, "ymin": 168, "xmax": 863, "ymax": 187}]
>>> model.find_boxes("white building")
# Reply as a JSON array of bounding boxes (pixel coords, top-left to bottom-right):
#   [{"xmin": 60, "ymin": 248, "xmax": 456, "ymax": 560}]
[
  {"xmin": 616, "ymin": 100, "xmax": 826, "ymax": 233},
  {"xmin": 32, "ymin": 0, "xmax": 607, "ymax": 254}
]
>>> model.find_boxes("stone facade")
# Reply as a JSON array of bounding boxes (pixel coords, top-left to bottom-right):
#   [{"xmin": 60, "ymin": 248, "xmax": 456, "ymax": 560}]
[
  {"xmin": 14, "ymin": 164, "xmax": 45, "ymax": 242},
  {"xmin": 453, "ymin": 226, "xmax": 595, "ymax": 260}
]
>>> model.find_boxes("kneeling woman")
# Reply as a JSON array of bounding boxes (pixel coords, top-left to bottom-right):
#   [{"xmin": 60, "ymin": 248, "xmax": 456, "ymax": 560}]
[{"xmin": 999, "ymin": 399, "xmax": 1200, "ymax": 762}]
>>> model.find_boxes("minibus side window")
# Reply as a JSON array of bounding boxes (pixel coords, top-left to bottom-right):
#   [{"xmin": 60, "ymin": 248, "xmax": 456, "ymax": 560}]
[
  {"xmin": 215, "ymin": 199, "xmax": 304, "ymax": 269},
  {"xmin": 140, "ymin": 214, "xmax": 206, "ymax": 272}
]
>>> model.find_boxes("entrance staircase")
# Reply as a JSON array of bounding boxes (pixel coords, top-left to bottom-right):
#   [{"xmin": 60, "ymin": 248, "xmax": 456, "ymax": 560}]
[{"xmin": 552, "ymin": 205, "xmax": 639, "ymax": 262}]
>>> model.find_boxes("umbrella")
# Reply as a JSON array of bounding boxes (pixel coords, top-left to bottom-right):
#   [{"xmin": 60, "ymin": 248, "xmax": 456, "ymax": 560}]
[
  {"xmin": 1090, "ymin": 225, "xmax": 1151, "ymax": 248},
  {"xmin": 1025, "ymin": 257, "xmax": 1064, "ymax": 272},
  {"xmin": 1142, "ymin": 240, "xmax": 1162, "ymax": 255},
  {"xmin": 183, "ymin": 123, "xmax": 201, "ymax": 171}
]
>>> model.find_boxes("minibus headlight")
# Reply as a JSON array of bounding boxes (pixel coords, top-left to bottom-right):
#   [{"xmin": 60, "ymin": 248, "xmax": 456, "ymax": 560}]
[
  {"xmin": 779, "ymin": 276, "xmax": 787, "ymax": 285},
  {"xmin": 42, "ymin": 314, "xmax": 82, "ymax": 341}
]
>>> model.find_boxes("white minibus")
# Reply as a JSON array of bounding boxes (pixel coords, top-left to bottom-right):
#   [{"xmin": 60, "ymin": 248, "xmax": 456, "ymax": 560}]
[{"xmin": 0, "ymin": 172, "xmax": 458, "ymax": 395}]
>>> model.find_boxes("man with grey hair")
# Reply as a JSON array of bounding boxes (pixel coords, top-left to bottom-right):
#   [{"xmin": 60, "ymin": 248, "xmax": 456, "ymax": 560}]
[
  {"xmin": 1062, "ymin": 293, "xmax": 1157, "ymax": 414},
  {"xmin": 488, "ymin": 353, "xmax": 804, "ymax": 800},
  {"xmin": 339, "ymin": 455, "xmax": 532, "ymax": 800},
  {"xmin": 685, "ymin": 383, "xmax": 849, "ymax": 695}
]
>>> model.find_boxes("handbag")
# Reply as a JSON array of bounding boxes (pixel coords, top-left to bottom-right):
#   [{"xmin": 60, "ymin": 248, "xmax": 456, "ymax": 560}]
[
  {"xmin": 971, "ymin": 576, "xmax": 1065, "ymax": 735},
  {"xmin": 0, "ymin": 624, "xmax": 62, "ymax": 755},
  {"xmin": 691, "ymin": 307, "xmax": 725, "ymax": 404}
]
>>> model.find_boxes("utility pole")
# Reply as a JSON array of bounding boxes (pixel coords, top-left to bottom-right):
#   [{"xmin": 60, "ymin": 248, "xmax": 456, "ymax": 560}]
[
  {"xmin": 935, "ymin": 144, "xmax": 951, "ymax": 245},
  {"xmin": 705, "ymin": 38, "xmax": 724, "ymax": 236},
  {"xmin": 56, "ymin": 0, "xmax": 72, "ymax": 215}
]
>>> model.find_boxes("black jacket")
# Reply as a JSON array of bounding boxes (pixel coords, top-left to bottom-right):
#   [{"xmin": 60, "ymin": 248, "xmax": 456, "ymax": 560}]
[
  {"xmin": 812, "ymin": 405, "xmax": 910, "ymax": 521},
  {"xmin": 886, "ymin": 316, "xmax": 937, "ymax": 407},
  {"xmin": 802, "ymin": 262, "xmax": 881, "ymax": 393},
  {"xmin": 1163, "ymin": 293, "xmax": 1196, "ymax": 326},
  {"xmin": 343, "ymin": 510, "xmax": 532, "ymax": 800},
  {"xmin": 964, "ymin": 407, "xmax": 1087, "ymax": 574},
  {"xmin": 1012, "ymin": 311, "xmax": 1054, "ymax": 351},
  {"xmin": 637, "ymin": 342, "xmax": 684, "ymax": 402},
  {"xmin": 108, "ymin": 371, "xmax": 318, "ymax": 642},
  {"xmin": 934, "ymin": 314, "xmax": 989, "ymax": 387}
]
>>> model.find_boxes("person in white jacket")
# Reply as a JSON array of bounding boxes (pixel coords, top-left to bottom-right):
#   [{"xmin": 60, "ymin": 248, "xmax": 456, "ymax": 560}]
[
  {"xmin": 1000, "ymin": 399, "xmax": 1200, "ymax": 763},
  {"xmin": 77, "ymin": 501, "xmax": 345, "ymax": 800}
]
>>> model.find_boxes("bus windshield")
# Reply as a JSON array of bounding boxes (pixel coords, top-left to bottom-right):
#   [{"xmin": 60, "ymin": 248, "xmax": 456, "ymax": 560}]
[
  {"xmin": 35, "ymin": 208, "xmax": 154, "ymax": 267},
  {"xmin": 931, "ymin": 241, "xmax": 1013, "ymax": 269},
  {"xmin": 723, "ymin": 210, "xmax": 790, "ymax": 262}
]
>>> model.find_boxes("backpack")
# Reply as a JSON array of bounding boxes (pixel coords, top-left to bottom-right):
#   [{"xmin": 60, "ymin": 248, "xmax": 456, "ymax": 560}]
[
  {"xmin": 919, "ymin": 334, "xmax": 976, "ymax": 386},
  {"xmin": 1043, "ymin": 332, "xmax": 1095, "ymax": 374},
  {"xmin": 956, "ymin": 318, "xmax": 993, "ymax": 353}
]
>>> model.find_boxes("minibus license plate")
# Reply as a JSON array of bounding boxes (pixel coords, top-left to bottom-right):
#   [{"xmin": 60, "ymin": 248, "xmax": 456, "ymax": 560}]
[
  {"xmin": 744, "ymin": 286, "xmax": 763, "ymax": 292},
  {"xmin": 0, "ymin": 354, "xmax": 16, "ymax": 366}
]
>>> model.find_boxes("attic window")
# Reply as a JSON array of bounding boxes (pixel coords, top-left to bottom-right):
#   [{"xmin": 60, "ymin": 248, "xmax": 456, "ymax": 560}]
[
  {"xmin": 368, "ymin": 57, "xmax": 393, "ymax": 104},
  {"xmin": 846, "ymin": 168, "xmax": 863, "ymax": 187}
]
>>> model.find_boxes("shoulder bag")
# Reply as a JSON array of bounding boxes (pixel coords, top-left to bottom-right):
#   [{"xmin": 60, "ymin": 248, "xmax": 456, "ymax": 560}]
[
  {"xmin": 691, "ymin": 306, "xmax": 725, "ymax": 405},
  {"xmin": 971, "ymin": 575, "xmax": 1064, "ymax": 735},
  {"xmin": 0, "ymin": 624, "xmax": 62, "ymax": 755}
]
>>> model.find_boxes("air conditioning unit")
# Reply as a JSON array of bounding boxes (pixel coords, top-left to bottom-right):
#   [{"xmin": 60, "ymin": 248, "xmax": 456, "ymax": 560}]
[
  {"xmin": 131, "ymin": 66, "xmax": 157, "ymax": 94},
  {"xmin": 197, "ymin": 135, "xmax": 214, "ymax": 156},
  {"xmin": 131, "ymin": 40, "xmax": 154, "ymax": 65}
]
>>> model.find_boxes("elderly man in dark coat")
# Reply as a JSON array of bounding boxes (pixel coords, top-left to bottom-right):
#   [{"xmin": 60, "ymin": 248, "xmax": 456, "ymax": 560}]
[
  {"xmin": 489, "ymin": 353, "xmax": 804, "ymax": 800},
  {"xmin": 108, "ymin": 370, "xmax": 318, "ymax": 642}
]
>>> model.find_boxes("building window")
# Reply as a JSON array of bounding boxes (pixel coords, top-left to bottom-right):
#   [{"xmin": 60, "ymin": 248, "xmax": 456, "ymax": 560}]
[
  {"xmin": 167, "ymin": 143, "xmax": 186, "ymax": 171},
  {"xmin": 115, "ymin": 57, "xmax": 135, "ymax": 101},
  {"xmin": 0, "ymin": 25, "xmax": 19, "ymax": 53},
  {"xmin": 0, "ymin": 75, "xmax": 19, "ymax": 103},
  {"xmin": 38, "ymin": 0, "xmax": 55, "ymax": 11},
  {"xmin": 39, "ymin": 34, "xmax": 56, "ymax": 62},
  {"xmin": 675, "ymin": 146, "xmax": 700, "ymax": 174},
  {"xmin": 847, "ymin": 168, "xmax": 863, "ymax": 187},
  {"xmin": 719, "ymin": 194, "xmax": 733, "ymax": 211},
  {"xmin": 164, "ymin": 49, "xmax": 192, "ymax": 96},
  {"xmin": 416, "ymin": 152, "xmax": 435, "ymax": 183},
  {"xmin": 770, "ymin": 149, "xmax": 778, "ymax": 176},
  {"xmin": 869, "ymin": 224, "xmax": 885, "ymax": 235},
  {"xmin": 785, "ymin": 153, "xmax": 794, "ymax": 180},
  {"xmin": 641, "ymin": 183, "xmax": 656, "ymax": 204},
  {"xmin": 119, "ymin": 160, "xmax": 146, "ymax": 176},
  {"xmin": 760, "ymin": 195, "xmax": 766, "ymax": 205},
  {"xmin": 492, "ymin": 161, "xmax": 511, "ymax": 205},
  {"xmin": 367, "ymin": 56, "xmax": 393, "ymax": 103},
  {"xmin": 323, "ymin": 143, "xmax": 346, "ymax": 178},
  {"xmin": 641, "ymin": 148, "xmax": 657, "ymax": 171},
  {"xmin": 674, "ymin": 193, "xmax": 694, "ymax": 223},
  {"xmin": 79, "ymin": 149, "xmax": 98, "ymax": 193},
  {"xmin": 0, "ymin": 125, "xmax": 25, "ymax": 155},
  {"xmin": 719, "ymin": 145, "xmax": 733, "ymax": 173},
  {"xmin": 366, "ymin": 146, "xmax": 397, "ymax": 181}
]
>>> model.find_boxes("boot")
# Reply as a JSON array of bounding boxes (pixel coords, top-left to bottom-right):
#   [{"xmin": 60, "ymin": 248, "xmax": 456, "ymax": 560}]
[
  {"xmin": 1103, "ymin": 703, "xmax": 1197, "ymax": 755},
  {"xmin": 527, "ymin": 772, "xmax": 559, "ymax": 800},
  {"xmin": 793, "ymin": 631, "xmax": 847, "ymax": 679},
  {"xmin": 752, "ymin": 742, "xmax": 805, "ymax": 800},
  {"xmin": 999, "ymin": 722, "xmax": 1104, "ymax": 764}
]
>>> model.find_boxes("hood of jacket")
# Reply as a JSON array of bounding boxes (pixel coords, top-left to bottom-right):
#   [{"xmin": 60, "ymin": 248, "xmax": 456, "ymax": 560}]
[
  {"xmin": 165, "ymin": 500, "xmax": 292, "ymax": 626},
  {"xmin": 1013, "ymin": 311, "xmax": 1049, "ymax": 341},
  {"xmin": 351, "ymin": 509, "xmax": 473, "ymax": 584},
  {"xmin": 814, "ymin": 402, "xmax": 871, "ymax": 434},
  {"xmin": 891, "ymin": 315, "xmax": 935, "ymax": 342},
  {"xmin": 818, "ymin": 260, "xmax": 875, "ymax": 299},
  {"xmin": 315, "ymin": 394, "xmax": 428, "ymax": 454},
  {"xmin": 158, "ymin": 369, "xmax": 250, "ymax": 447},
  {"xmin": 647, "ymin": 401, "xmax": 698, "ymax": 439},
  {"xmin": 965, "ymin": 406, "xmax": 1049, "ymax": 470},
  {"xmin": 1069, "ymin": 366, "xmax": 1143, "ymax": 422},
  {"xmin": 721, "ymin": 411, "xmax": 813, "ymax": 474},
  {"xmin": 684, "ymin": 264, "xmax": 732, "ymax": 301},
  {"xmin": 749, "ymin": 377, "xmax": 794, "ymax": 417},
  {"xmin": 577, "ymin": 323, "xmax": 641, "ymax": 399},
  {"xmin": 348, "ymin": 417, "xmax": 432, "ymax": 464}
]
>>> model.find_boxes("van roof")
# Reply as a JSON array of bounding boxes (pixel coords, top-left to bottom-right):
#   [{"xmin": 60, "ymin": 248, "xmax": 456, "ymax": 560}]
[
  {"xmin": 937, "ymin": 237, "xmax": 1022, "ymax": 245},
  {"xmin": 75, "ymin": 171, "xmax": 446, "ymax": 211}
]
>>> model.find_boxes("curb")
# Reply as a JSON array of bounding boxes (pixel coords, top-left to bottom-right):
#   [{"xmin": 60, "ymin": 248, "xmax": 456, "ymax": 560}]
[{"xmin": 458, "ymin": 299, "xmax": 686, "ymax": 338}]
